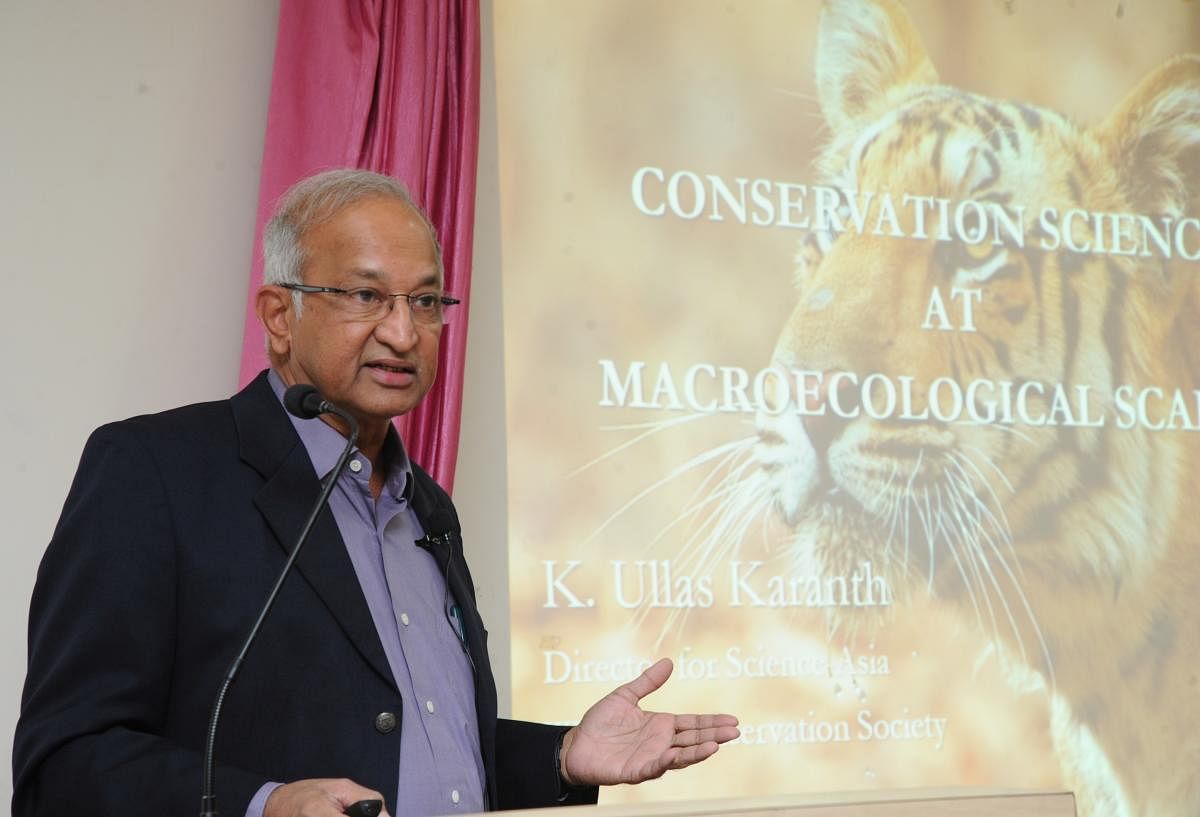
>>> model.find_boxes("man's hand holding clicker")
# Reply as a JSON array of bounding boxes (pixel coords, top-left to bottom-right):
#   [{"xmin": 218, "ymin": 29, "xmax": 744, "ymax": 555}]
[{"xmin": 264, "ymin": 778, "xmax": 389, "ymax": 817}]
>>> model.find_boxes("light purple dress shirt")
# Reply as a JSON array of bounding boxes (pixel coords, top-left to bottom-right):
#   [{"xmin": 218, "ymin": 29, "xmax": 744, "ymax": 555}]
[{"xmin": 245, "ymin": 372, "xmax": 486, "ymax": 817}]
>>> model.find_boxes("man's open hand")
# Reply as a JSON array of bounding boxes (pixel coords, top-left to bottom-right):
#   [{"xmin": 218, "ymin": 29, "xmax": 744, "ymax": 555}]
[{"xmin": 559, "ymin": 657, "xmax": 739, "ymax": 786}]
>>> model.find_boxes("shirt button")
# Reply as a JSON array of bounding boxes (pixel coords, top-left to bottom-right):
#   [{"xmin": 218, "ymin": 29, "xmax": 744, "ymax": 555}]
[
  {"xmin": 349, "ymin": 459, "xmax": 363, "ymax": 473},
  {"xmin": 400, "ymin": 612, "xmax": 410, "ymax": 626},
  {"xmin": 374, "ymin": 711, "xmax": 397, "ymax": 734},
  {"xmin": 425, "ymin": 700, "xmax": 435, "ymax": 714},
  {"xmin": 451, "ymin": 790, "xmax": 460, "ymax": 804}
]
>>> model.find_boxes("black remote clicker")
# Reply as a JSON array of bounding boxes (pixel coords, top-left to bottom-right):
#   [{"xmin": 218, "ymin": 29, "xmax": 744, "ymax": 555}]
[{"xmin": 344, "ymin": 799, "xmax": 383, "ymax": 817}]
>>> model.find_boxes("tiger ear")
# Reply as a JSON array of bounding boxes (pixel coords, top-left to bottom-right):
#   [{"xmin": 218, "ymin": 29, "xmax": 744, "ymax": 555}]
[
  {"xmin": 815, "ymin": 0, "xmax": 939, "ymax": 134},
  {"xmin": 1096, "ymin": 54, "xmax": 1200, "ymax": 219}
]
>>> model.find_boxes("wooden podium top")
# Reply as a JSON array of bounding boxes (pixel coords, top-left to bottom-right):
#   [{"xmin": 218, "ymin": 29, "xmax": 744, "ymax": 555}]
[{"xmin": 477, "ymin": 788, "xmax": 1076, "ymax": 817}]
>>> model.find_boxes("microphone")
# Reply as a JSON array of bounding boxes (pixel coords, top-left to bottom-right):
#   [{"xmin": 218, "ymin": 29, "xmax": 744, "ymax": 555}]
[
  {"xmin": 415, "ymin": 509, "xmax": 469, "ymax": 665},
  {"xmin": 284, "ymin": 384, "xmax": 361, "ymax": 438},
  {"xmin": 282, "ymin": 383, "xmax": 327, "ymax": 419},
  {"xmin": 200, "ymin": 386, "xmax": 373, "ymax": 817},
  {"xmin": 414, "ymin": 508, "xmax": 458, "ymax": 553}
]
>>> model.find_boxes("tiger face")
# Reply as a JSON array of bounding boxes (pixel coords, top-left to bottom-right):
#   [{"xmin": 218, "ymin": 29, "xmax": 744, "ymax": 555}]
[{"xmin": 754, "ymin": 1, "xmax": 1200, "ymax": 815}]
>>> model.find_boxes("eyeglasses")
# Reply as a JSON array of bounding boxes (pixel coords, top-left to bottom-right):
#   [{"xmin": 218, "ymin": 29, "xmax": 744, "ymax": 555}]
[{"xmin": 279, "ymin": 283, "xmax": 460, "ymax": 325}]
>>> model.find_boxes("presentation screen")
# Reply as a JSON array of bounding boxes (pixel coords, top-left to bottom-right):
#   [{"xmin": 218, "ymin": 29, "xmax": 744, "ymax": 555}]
[{"xmin": 493, "ymin": 2, "xmax": 1199, "ymax": 813}]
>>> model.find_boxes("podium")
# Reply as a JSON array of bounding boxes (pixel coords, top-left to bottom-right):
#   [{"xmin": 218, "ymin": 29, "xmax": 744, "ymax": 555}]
[{"xmin": 481, "ymin": 788, "xmax": 1075, "ymax": 817}]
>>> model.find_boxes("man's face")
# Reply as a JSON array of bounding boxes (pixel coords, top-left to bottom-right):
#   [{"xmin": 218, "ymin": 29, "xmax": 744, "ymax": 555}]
[{"xmin": 271, "ymin": 195, "xmax": 443, "ymax": 436}]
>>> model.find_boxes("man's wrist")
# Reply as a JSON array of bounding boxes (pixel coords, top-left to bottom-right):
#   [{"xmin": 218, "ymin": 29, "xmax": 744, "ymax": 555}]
[
  {"xmin": 248, "ymin": 781, "xmax": 284, "ymax": 817},
  {"xmin": 556, "ymin": 728, "xmax": 573, "ymax": 786},
  {"xmin": 555, "ymin": 727, "xmax": 582, "ymax": 795}
]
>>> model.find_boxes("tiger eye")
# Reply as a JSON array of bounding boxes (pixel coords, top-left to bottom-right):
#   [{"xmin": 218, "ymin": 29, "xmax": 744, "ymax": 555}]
[{"xmin": 963, "ymin": 240, "xmax": 996, "ymax": 261}]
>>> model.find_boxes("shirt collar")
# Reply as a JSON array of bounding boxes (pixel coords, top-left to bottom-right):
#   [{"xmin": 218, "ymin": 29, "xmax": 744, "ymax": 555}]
[{"xmin": 268, "ymin": 369, "xmax": 413, "ymax": 502}]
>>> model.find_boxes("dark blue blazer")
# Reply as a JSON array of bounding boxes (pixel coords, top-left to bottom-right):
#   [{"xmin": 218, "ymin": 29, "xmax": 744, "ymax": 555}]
[{"xmin": 13, "ymin": 372, "xmax": 596, "ymax": 816}]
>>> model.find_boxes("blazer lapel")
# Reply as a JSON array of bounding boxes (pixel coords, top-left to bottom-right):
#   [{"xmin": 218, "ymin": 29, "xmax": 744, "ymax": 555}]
[{"xmin": 232, "ymin": 373, "xmax": 396, "ymax": 690}]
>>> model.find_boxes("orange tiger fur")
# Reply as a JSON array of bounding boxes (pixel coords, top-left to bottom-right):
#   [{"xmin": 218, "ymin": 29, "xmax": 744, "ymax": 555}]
[{"xmin": 754, "ymin": 2, "xmax": 1200, "ymax": 815}]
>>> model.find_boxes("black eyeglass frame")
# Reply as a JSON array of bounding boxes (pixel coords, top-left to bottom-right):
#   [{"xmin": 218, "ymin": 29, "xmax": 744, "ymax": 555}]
[{"xmin": 278, "ymin": 282, "xmax": 460, "ymax": 322}]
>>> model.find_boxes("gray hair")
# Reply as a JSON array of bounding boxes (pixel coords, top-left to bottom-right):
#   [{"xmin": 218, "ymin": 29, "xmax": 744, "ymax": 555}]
[{"xmin": 262, "ymin": 168, "xmax": 444, "ymax": 316}]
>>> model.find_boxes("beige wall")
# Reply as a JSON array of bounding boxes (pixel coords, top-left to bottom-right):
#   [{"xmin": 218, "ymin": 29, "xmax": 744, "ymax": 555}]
[
  {"xmin": 1, "ymin": 1, "xmax": 515, "ymax": 801},
  {"xmin": 455, "ymin": 0, "xmax": 514, "ymax": 717}
]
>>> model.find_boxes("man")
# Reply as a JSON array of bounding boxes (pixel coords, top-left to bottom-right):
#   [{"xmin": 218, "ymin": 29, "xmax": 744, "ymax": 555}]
[{"xmin": 13, "ymin": 169, "xmax": 738, "ymax": 817}]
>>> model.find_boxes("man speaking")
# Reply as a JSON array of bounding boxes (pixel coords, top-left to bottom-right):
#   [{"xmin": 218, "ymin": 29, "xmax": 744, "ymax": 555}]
[{"xmin": 13, "ymin": 169, "xmax": 739, "ymax": 817}]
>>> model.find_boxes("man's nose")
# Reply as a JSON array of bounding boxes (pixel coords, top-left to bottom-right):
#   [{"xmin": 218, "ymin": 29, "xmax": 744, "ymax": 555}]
[{"xmin": 373, "ymin": 297, "xmax": 420, "ymax": 348}]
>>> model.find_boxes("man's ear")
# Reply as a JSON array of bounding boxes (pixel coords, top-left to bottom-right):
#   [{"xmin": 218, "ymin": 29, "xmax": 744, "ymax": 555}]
[{"xmin": 256, "ymin": 285, "xmax": 293, "ymax": 358}]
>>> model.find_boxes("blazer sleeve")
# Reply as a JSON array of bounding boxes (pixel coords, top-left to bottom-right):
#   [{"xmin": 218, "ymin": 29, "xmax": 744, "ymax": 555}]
[
  {"xmin": 12, "ymin": 424, "xmax": 266, "ymax": 817},
  {"xmin": 494, "ymin": 719, "xmax": 598, "ymax": 810}
]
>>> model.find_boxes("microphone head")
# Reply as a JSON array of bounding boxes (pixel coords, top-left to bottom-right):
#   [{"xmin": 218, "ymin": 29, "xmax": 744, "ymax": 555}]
[{"xmin": 283, "ymin": 384, "xmax": 325, "ymax": 419}]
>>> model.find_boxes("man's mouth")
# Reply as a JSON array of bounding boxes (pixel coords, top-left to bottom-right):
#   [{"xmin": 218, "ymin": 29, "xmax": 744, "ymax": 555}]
[
  {"xmin": 365, "ymin": 361, "xmax": 417, "ymax": 386},
  {"xmin": 366, "ymin": 362, "xmax": 414, "ymax": 374}
]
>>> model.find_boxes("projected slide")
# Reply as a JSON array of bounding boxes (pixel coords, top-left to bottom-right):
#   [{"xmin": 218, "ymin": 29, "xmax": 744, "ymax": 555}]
[{"xmin": 494, "ymin": 2, "xmax": 1199, "ymax": 815}]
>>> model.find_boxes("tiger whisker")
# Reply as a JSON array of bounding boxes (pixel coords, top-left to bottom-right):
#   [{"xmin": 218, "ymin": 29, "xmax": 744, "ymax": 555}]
[
  {"xmin": 943, "ymin": 466, "xmax": 1055, "ymax": 686},
  {"xmin": 647, "ymin": 477, "xmax": 771, "ymax": 645},
  {"xmin": 920, "ymin": 487, "xmax": 937, "ymax": 593},
  {"xmin": 648, "ymin": 470, "xmax": 754, "ymax": 554},
  {"xmin": 944, "ymin": 476, "xmax": 1013, "ymax": 664},
  {"xmin": 770, "ymin": 86, "xmax": 822, "ymax": 104},
  {"xmin": 963, "ymin": 444, "xmax": 1016, "ymax": 495},
  {"xmin": 947, "ymin": 450, "xmax": 1027, "ymax": 596},
  {"xmin": 634, "ymin": 482, "xmax": 764, "ymax": 643},
  {"xmin": 673, "ymin": 472, "xmax": 767, "ymax": 575},
  {"xmin": 901, "ymin": 452, "xmax": 923, "ymax": 581},
  {"xmin": 941, "ymin": 479, "xmax": 996, "ymax": 632},
  {"xmin": 932, "ymin": 483, "xmax": 987, "ymax": 637},
  {"xmin": 960, "ymin": 499, "xmax": 1057, "ymax": 688},
  {"xmin": 569, "ymin": 412, "xmax": 715, "ymax": 478},
  {"xmin": 968, "ymin": 420, "xmax": 1036, "ymax": 446},
  {"xmin": 877, "ymin": 461, "xmax": 904, "ymax": 558},
  {"xmin": 577, "ymin": 436, "xmax": 755, "ymax": 549},
  {"xmin": 872, "ymin": 460, "xmax": 901, "ymax": 520},
  {"xmin": 944, "ymin": 452, "xmax": 1016, "ymax": 554},
  {"xmin": 947, "ymin": 449, "xmax": 1015, "ymax": 548},
  {"xmin": 657, "ymin": 447, "xmax": 769, "ymax": 577},
  {"xmin": 758, "ymin": 480, "xmax": 784, "ymax": 554},
  {"xmin": 647, "ymin": 440, "xmax": 760, "ymax": 552}
]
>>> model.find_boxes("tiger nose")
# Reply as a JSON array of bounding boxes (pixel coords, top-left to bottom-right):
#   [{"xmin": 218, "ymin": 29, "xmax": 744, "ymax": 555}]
[
  {"xmin": 756, "ymin": 366, "xmax": 857, "ymax": 459},
  {"xmin": 802, "ymin": 369, "xmax": 859, "ymax": 456}
]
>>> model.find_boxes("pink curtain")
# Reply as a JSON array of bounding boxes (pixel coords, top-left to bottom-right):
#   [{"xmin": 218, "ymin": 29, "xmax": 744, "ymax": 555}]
[{"xmin": 238, "ymin": 0, "xmax": 480, "ymax": 493}]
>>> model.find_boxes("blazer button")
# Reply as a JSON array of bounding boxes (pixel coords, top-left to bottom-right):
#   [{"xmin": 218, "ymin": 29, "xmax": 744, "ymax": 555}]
[{"xmin": 374, "ymin": 711, "xmax": 398, "ymax": 734}]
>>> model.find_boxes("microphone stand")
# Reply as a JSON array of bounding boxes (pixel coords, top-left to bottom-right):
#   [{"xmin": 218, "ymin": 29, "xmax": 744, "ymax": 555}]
[{"xmin": 199, "ymin": 405, "xmax": 359, "ymax": 817}]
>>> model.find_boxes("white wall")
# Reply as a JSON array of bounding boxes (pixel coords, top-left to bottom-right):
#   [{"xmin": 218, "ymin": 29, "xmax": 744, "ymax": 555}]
[{"xmin": 0, "ymin": 0, "xmax": 281, "ymax": 800}]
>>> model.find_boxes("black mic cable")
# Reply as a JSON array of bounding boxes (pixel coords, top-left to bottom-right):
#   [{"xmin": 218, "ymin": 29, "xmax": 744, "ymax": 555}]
[{"xmin": 200, "ymin": 384, "xmax": 361, "ymax": 817}]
